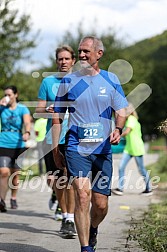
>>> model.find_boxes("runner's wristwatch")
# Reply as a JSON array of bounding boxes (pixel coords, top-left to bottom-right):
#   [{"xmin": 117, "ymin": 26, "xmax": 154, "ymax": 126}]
[{"xmin": 115, "ymin": 127, "xmax": 122, "ymax": 135}]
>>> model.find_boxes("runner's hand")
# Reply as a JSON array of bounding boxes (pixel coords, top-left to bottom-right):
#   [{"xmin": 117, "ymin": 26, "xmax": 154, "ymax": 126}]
[
  {"xmin": 46, "ymin": 104, "xmax": 54, "ymax": 113},
  {"xmin": 110, "ymin": 129, "xmax": 121, "ymax": 145},
  {"xmin": 22, "ymin": 132, "xmax": 30, "ymax": 141}
]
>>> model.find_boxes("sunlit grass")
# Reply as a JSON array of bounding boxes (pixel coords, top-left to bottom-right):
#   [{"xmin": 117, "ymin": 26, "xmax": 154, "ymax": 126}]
[
  {"xmin": 127, "ymin": 151, "xmax": 167, "ymax": 251},
  {"xmin": 19, "ymin": 163, "xmax": 46, "ymax": 181}
]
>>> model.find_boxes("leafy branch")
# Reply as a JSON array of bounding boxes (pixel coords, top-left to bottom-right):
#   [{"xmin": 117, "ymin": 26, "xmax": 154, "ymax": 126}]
[{"xmin": 157, "ymin": 119, "xmax": 167, "ymax": 135}]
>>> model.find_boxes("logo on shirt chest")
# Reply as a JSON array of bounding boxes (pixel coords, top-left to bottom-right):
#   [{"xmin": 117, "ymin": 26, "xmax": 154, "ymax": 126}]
[{"xmin": 98, "ymin": 87, "xmax": 108, "ymax": 97}]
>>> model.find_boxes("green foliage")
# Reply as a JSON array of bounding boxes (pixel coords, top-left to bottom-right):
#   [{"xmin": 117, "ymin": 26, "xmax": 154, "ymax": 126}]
[
  {"xmin": 126, "ymin": 151, "xmax": 167, "ymax": 251},
  {"xmin": 20, "ymin": 164, "xmax": 41, "ymax": 181},
  {"xmin": 157, "ymin": 119, "xmax": 167, "ymax": 135},
  {"xmin": 123, "ymin": 31, "xmax": 167, "ymax": 62},
  {"xmin": 10, "ymin": 71, "xmax": 42, "ymax": 115},
  {"xmin": 0, "ymin": 0, "xmax": 38, "ymax": 93},
  {"xmin": 146, "ymin": 150, "xmax": 167, "ymax": 183},
  {"xmin": 1, "ymin": 6, "xmax": 166, "ymax": 137},
  {"xmin": 127, "ymin": 201, "xmax": 167, "ymax": 252},
  {"xmin": 122, "ymin": 31, "xmax": 167, "ymax": 135},
  {"xmin": 46, "ymin": 23, "xmax": 126, "ymax": 73},
  {"xmin": 139, "ymin": 60, "xmax": 167, "ymax": 135},
  {"xmin": 150, "ymin": 152, "xmax": 167, "ymax": 174},
  {"xmin": 54, "ymin": 26, "xmax": 167, "ymax": 137},
  {"xmin": 157, "ymin": 154, "xmax": 167, "ymax": 173},
  {"xmin": 100, "ymin": 34, "xmax": 125, "ymax": 70},
  {"xmin": 149, "ymin": 136, "xmax": 167, "ymax": 149},
  {"xmin": 11, "ymin": 72, "xmax": 38, "ymax": 99}
]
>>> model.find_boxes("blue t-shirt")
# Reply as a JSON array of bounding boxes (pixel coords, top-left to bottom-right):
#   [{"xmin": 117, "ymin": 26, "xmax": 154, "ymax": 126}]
[
  {"xmin": 0, "ymin": 103, "xmax": 30, "ymax": 148},
  {"xmin": 38, "ymin": 74, "xmax": 68, "ymax": 144},
  {"xmin": 54, "ymin": 70, "xmax": 128, "ymax": 154}
]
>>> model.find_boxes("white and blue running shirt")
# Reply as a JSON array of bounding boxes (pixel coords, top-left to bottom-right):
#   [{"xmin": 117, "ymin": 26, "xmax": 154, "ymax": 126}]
[{"xmin": 54, "ymin": 70, "xmax": 128, "ymax": 154}]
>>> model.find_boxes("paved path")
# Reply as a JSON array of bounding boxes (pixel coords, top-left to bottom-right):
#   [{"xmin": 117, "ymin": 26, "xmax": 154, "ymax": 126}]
[{"xmin": 0, "ymin": 154, "xmax": 159, "ymax": 252}]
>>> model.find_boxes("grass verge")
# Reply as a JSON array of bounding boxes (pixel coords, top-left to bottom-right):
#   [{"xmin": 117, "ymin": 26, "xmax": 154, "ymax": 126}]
[
  {"xmin": 19, "ymin": 164, "xmax": 42, "ymax": 181},
  {"xmin": 126, "ymin": 151, "xmax": 167, "ymax": 251},
  {"xmin": 127, "ymin": 199, "xmax": 167, "ymax": 251}
]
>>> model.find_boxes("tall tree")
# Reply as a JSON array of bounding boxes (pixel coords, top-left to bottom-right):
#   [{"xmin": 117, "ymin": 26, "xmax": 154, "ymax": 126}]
[
  {"xmin": 139, "ymin": 60, "xmax": 167, "ymax": 135},
  {"xmin": 45, "ymin": 22, "xmax": 126, "ymax": 73},
  {"xmin": 0, "ymin": 0, "xmax": 37, "ymax": 94}
]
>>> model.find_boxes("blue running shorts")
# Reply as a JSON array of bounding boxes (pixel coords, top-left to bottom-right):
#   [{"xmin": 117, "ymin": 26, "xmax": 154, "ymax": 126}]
[{"xmin": 65, "ymin": 150, "xmax": 113, "ymax": 196}]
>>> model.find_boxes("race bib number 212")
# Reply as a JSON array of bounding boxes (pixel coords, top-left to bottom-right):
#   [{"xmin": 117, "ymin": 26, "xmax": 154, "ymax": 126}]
[{"xmin": 78, "ymin": 122, "xmax": 103, "ymax": 142}]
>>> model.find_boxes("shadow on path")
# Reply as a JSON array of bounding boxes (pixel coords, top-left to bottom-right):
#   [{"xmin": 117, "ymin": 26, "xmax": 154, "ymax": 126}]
[{"xmin": 0, "ymin": 243, "xmax": 55, "ymax": 252}]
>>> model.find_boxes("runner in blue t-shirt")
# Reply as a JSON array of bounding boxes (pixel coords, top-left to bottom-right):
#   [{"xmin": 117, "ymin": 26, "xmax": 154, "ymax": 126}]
[
  {"xmin": 0, "ymin": 85, "xmax": 31, "ymax": 212},
  {"xmin": 52, "ymin": 36, "xmax": 128, "ymax": 252},
  {"xmin": 36, "ymin": 46, "xmax": 77, "ymax": 237}
]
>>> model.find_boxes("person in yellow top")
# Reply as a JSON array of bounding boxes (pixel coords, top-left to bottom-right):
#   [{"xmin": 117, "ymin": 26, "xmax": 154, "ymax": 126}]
[
  {"xmin": 34, "ymin": 118, "xmax": 47, "ymax": 174},
  {"xmin": 112, "ymin": 103, "xmax": 153, "ymax": 196}
]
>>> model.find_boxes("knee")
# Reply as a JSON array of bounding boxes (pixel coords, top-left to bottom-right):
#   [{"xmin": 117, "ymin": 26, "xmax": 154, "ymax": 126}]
[
  {"xmin": 96, "ymin": 201, "xmax": 108, "ymax": 213},
  {"xmin": 0, "ymin": 169, "xmax": 10, "ymax": 178},
  {"xmin": 76, "ymin": 189, "xmax": 91, "ymax": 208},
  {"xmin": 92, "ymin": 196, "xmax": 108, "ymax": 214}
]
